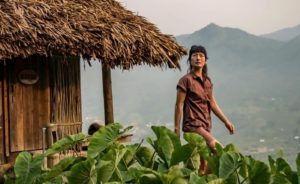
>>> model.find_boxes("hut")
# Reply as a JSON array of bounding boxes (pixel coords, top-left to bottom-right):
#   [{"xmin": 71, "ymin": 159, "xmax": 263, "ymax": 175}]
[{"xmin": 0, "ymin": 0, "xmax": 186, "ymax": 166}]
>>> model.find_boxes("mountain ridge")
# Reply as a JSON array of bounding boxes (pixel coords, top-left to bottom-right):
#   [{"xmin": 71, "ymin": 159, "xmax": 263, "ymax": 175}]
[{"xmin": 261, "ymin": 24, "xmax": 300, "ymax": 41}]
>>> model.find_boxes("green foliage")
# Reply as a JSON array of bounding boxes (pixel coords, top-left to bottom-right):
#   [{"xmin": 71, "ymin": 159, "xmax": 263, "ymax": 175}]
[
  {"xmin": 88, "ymin": 123, "xmax": 126, "ymax": 158},
  {"xmin": 68, "ymin": 157, "xmax": 97, "ymax": 184},
  {"xmin": 5, "ymin": 125, "xmax": 300, "ymax": 184},
  {"xmin": 45, "ymin": 133, "xmax": 87, "ymax": 156},
  {"xmin": 14, "ymin": 152, "xmax": 44, "ymax": 184}
]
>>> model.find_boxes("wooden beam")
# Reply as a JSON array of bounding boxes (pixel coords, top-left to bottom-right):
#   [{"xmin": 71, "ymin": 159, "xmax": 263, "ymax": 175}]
[{"xmin": 101, "ymin": 63, "xmax": 114, "ymax": 125}]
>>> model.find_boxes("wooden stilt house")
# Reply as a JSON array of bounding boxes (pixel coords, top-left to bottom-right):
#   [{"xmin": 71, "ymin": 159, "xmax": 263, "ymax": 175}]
[{"xmin": 0, "ymin": 0, "xmax": 186, "ymax": 166}]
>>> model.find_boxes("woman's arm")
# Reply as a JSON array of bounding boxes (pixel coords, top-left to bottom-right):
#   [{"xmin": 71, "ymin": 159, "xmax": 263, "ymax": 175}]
[
  {"xmin": 174, "ymin": 90, "xmax": 186, "ymax": 137},
  {"xmin": 209, "ymin": 95, "xmax": 235, "ymax": 134}
]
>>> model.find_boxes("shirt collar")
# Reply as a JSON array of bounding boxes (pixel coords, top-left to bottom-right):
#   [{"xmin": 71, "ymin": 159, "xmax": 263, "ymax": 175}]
[{"xmin": 191, "ymin": 71, "xmax": 207, "ymax": 81}]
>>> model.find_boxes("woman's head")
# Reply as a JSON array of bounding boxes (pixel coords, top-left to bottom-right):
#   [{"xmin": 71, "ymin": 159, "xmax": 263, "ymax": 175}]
[
  {"xmin": 188, "ymin": 45, "xmax": 208, "ymax": 61},
  {"xmin": 187, "ymin": 45, "xmax": 208, "ymax": 74}
]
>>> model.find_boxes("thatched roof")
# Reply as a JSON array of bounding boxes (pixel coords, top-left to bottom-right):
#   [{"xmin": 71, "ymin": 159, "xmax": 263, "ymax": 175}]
[{"xmin": 0, "ymin": 0, "xmax": 187, "ymax": 69}]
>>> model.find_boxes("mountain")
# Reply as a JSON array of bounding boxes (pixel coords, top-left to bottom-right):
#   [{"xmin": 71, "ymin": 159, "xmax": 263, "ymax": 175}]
[
  {"xmin": 81, "ymin": 23, "xmax": 300, "ymax": 165},
  {"xmin": 261, "ymin": 24, "xmax": 300, "ymax": 41}
]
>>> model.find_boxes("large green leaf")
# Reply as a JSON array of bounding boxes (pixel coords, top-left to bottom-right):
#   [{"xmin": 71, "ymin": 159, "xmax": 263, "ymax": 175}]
[
  {"xmin": 206, "ymin": 156, "xmax": 220, "ymax": 176},
  {"xmin": 185, "ymin": 152, "xmax": 200, "ymax": 171},
  {"xmin": 136, "ymin": 146, "xmax": 155, "ymax": 168},
  {"xmin": 207, "ymin": 178, "xmax": 225, "ymax": 184},
  {"xmin": 96, "ymin": 144, "xmax": 127, "ymax": 183},
  {"xmin": 248, "ymin": 159, "xmax": 271, "ymax": 184},
  {"xmin": 45, "ymin": 133, "xmax": 86, "ymax": 156},
  {"xmin": 268, "ymin": 155, "xmax": 276, "ymax": 174},
  {"xmin": 189, "ymin": 173, "xmax": 206, "ymax": 184},
  {"xmin": 149, "ymin": 126, "xmax": 181, "ymax": 167},
  {"xmin": 88, "ymin": 123, "xmax": 124, "ymax": 158},
  {"xmin": 297, "ymin": 152, "xmax": 300, "ymax": 184},
  {"xmin": 218, "ymin": 152, "xmax": 241, "ymax": 179},
  {"xmin": 171, "ymin": 177, "xmax": 188, "ymax": 184},
  {"xmin": 42, "ymin": 156, "xmax": 85, "ymax": 182},
  {"xmin": 122, "ymin": 144, "xmax": 140, "ymax": 166},
  {"xmin": 275, "ymin": 157, "xmax": 297, "ymax": 183},
  {"xmin": 270, "ymin": 174, "xmax": 292, "ymax": 184},
  {"xmin": 68, "ymin": 157, "xmax": 97, "ymax": 184},
  {"xmin": 14, "ymin": 152, "xmax": 44, "ymax": 184},
  {"xmin": 183, "ymin": 133, "xmax": 207, "ymax": 151},
  {"xmin": 223, "ymin": 144, "xmax": 239, "ymax": 153},
  {"xmin": 42, "ymin": 176, "xmax": 63, "ymax": 184},
  {"xmin": 170, "ymin": 144, "xmax": 195, "ymax": 166},
  {"xmin": 151, "ymin": 126, "xmax": 181, "ymax": 150},
  {"xmin": 139, "ymin": 173, "xmax": 162, "ymax": 184}
]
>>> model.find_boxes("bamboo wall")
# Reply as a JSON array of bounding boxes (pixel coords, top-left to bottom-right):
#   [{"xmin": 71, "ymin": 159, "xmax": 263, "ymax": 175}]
[{"xmin": 49, "ymin": 56, "xmax": 82, "ymax": 140}]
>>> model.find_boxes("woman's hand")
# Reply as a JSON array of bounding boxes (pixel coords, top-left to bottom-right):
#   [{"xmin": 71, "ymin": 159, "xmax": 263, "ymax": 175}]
[{"xmin": 224, "ymin": 121, "xmax": 235, "ymax": 135}]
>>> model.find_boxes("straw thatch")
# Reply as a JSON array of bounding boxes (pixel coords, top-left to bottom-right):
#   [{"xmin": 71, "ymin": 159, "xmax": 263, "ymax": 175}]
[{"xmin": 0, "ymin": 0, "xmax": 187, "ymax": 69}]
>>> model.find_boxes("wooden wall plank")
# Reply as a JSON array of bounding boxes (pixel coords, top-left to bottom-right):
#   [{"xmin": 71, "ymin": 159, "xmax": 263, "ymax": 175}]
[
  {"xmin": 9, "ymin": 57, "xmax": 50, "ymax": 152},
  {"xmin": 3, "ymin": 62, "xmax": 10, "ymax": 157},
  {"xmin": 9, "ymin": 60, "xmax": 25, "ymax": 152},
  {"xmin": 0, "ymin": 63, "xmax": 5, "ymax": 164}
]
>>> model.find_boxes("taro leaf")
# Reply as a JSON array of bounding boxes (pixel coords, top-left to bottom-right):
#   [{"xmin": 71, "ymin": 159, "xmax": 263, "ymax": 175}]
[
  {"xmin": 185, "ymin": 152, "xmax": 200, "ymax": 171},
  {"xmin": 297, "ymin": 153, "xmax": 300, "ymax": 184},
  {"xmin": 68, "ymin": 157, "xmax": 97, "ymax": 184},
  {"xmin": 151, "ymin": 126, "xmax": 181, "ymax": 150},
  {"xmin": 206, "ymin": 156, "xmax": 220, "ymax": 176},
  {"xmin": 215, "ymin": 143, "xmax": 224, "ymax": 157},
  {"xmin": 248, "ymin": 160, "xmax": 271, "ymax": 184},
  {"xmin": 150, "ymin": 126, "xmax": 181, "ymax": 167},
  {"xmin": 171, "ymin": 177, "xmax": 188, "ymax": 184},
  {"xmin": 223, "ymin": 144, "xmax": 239, "ymax": 153},
  {"xmin": 170, "ymin": 144, "xmax": 194, "ymax": 166},
  {"xmin": 189, "ymin": 172, "xmax": 206, "ymax": 184},
  {"xmin": 184, "ymin": 132, "xmax": 210, "ymax": 158},
  {"xmin": 275, "ymin": 157, "xmax": 296, "ymax": 182},
  {"xmin": 96, "ymin": 144, "xmax": 127, "ymax": 183},
  {"xmin": 139, "ymin": 173, "xmax": 162, "ymax": 184},
  {"xmin": 219, "ymin": 152, "xmax": 241, "ymax": 179},
  {"xmin": 14, "ymin": 152, "xmax": 44, "ymax": 184},
  {"xmin": 157, "ymin": 166, "xmax": 185, "ymax": 184},
  {"xmin": 180, "ymin": 167, "xmax": 193, "ymax": 178},
  {"xmin": 136, "ymin": 146, "xmax": 155, "ymax": 168},
  {"xmin": 120, "ymin": 144, "xmax": 140, "ymax": 170},
  {"xmin": 207, "ymin": 178, "xmax": 226, "ymax": 184},
  {"xmin": 42, "ymin": 156, "xmax": 85, "ymax": 182},
  {"xmin": 45, "ymin": 133, "xmax": 86, "ymax": 156},
  {"xmin": 183, "ymin": 132, "xmax": 207, "ymax": 151},
  {"xmin": 88, "ymin": 123, "xmax": 123, "ymax": 158},
  {"xmin": 268, "ymin": 155, "xmax": 276, "ymax": 174},
  {"xmin": 42, "ymin": 176, "xmax": 63, "ymax": 184},
  {"xmin": 270, "ymin": 174, "xmax": 292, "ymax": 184}
]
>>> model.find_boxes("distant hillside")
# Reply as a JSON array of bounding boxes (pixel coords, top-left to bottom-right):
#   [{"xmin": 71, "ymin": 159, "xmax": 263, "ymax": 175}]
[
  {"xmin": 176, "ymin": 23, "xmax": 283, "ymax": 67},
  {"xmin": 261, "ymin": 24, "xmax": 300, "ymax": 41}
]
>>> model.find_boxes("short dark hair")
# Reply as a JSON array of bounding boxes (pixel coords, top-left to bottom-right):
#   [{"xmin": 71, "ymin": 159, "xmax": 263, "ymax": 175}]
[{"xmin": 188, "ymin": 45, "xmax": 208, "ymax": 61}]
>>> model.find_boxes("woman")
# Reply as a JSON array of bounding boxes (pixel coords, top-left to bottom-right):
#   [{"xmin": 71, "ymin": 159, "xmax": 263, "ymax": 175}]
[{"xmin": 174, "ymin": 45, "xmax": 235, "ymax": 174}]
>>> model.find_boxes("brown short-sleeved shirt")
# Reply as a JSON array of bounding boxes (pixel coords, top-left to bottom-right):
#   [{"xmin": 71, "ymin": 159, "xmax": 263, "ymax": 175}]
[{"xmin": 177, "ymin": 72, "xmax": 213, "ymax": 132}]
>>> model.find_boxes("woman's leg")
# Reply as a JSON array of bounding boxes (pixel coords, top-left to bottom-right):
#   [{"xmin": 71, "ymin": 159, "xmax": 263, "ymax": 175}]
[{"xmin": 195, "ymin": 126, "xmax": 218, "ymax": 174}]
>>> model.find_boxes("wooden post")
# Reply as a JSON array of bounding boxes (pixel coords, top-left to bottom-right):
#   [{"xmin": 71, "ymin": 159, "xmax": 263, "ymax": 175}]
[{"xmin": 101, "ymin": 63, "xmax": 114, "ymax": 125}]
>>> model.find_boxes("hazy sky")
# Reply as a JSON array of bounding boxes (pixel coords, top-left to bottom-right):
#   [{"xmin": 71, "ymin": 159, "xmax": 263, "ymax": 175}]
[{"xmin": 117, "ymin": 0, "xmax": 300, "ymax": 36}]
